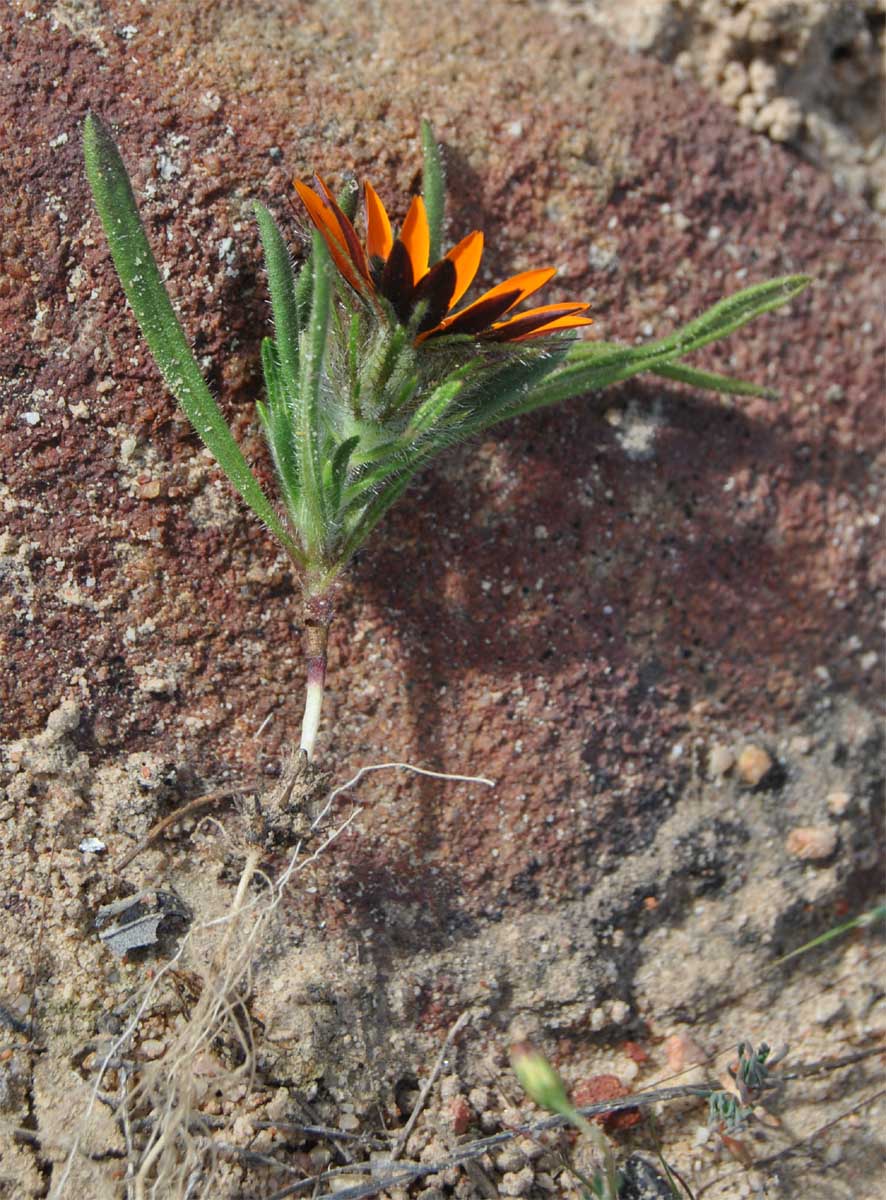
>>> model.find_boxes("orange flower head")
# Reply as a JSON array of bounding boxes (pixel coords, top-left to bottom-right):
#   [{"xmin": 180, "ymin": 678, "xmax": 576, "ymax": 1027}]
[{"xmin": 294, "ymin": 176, "xmax": 593, "ymax": 344}]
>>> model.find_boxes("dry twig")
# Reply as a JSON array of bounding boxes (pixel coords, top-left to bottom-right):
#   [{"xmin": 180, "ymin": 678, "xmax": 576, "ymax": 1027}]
[
  {"xmin": 390, "ymin": 1011, "xmax": 471, "ymax": 1161},
  {"xmin": 114, "ymin": 786, "xmax": 252, "ymax": 872}
]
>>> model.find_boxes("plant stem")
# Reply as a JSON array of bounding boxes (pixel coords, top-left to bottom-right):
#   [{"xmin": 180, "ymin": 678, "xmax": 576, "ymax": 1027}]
[{"xmin": 299, "ymin": 590, "xmax": 335, "ymax": 760}]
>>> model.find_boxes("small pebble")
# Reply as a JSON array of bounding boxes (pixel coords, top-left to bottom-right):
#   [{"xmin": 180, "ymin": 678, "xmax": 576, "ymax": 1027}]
[
  {"xmin": 736, "ymin": 744, "xmax": 773, "ymax": 786},
  {"xmin": 572, "ymin": 1075, "xmax": 640, "ymax": 1131},
  {"xmin": 708, "ymin": 744, "xmax": 735, "ymax": 778},
  {"xmin": 138, "ymin": 675, "xmax": 176, "ymax": 695},
  {"xmin": 589, "ymin": 1006, "xmax": 606, "ymax": 1031},
  {"xmin": 785, "ymin": 825, "xmax": 838, "ymax": 861},
  {"xmin": 138, "ymin": 1039, "xmax": 166, "ymax": 1060},
  {"xmin": 495, "ymin": 1147, "xmax": 526, "ymax": 1174},
  {"xmin": 823, "ymin": 1139, "xmax": 844, "ymax": 1166},
  {"xmin": 448, "ymin": 1095, "xmax": 472, "ymax": 1135},
  {"xmin": 665, "ymin": 1031, "xmax": 707, "ymax": 1072},
  {"xmin": 515, "ymin": 1135, "xmax": 544, "ymax": 1161},
  {"xmin": 609, "ymin": 999, "xmax": 630, "ymax": 1024},
  {"xmin": 500, "ymin": 1166, "xmax": 534, "ymax": 1196},
  {"xmin": 620, "ymin": 1059, "xmax": 640, "ymax": 1084},
  {"xmin": 623, "ymin": 1041, "xmax": 649, "ymax": 1064},
  {"xmin": 693, "ymin": 1123, "xmax": 711, "ymax": 1147},
  {"xmin": 827, "ymin": 790, "xmax": 851, "ymax": 816}
]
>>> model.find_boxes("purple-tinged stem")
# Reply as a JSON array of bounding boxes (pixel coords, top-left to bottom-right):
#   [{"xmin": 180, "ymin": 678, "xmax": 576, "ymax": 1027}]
[
  {"xmin": 299, "ymin": 591, "xmax": 334, "ymax": 761},
  {"xmin": 299, "ymin": 652, "xmax": 326, "ymax": 761}
]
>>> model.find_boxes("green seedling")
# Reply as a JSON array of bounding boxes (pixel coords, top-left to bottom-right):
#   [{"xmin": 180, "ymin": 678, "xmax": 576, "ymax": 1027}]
[
  {"xmin": 83, "ymin": 113, "xmax": 811, "ymax": 759},
  {"xmin": 511, "ymin": 1043, "xmax": 623, "ymax": 1199},
  {"xmin": 707, "ymin": 1040, "xmax": 787, "ymax": 1134}
]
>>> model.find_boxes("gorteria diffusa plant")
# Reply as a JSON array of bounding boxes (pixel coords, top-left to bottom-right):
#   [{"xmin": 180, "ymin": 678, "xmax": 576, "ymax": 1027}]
[{"xmin": 83, "ymin": 114, "xmax": 810, "ymax": 760}]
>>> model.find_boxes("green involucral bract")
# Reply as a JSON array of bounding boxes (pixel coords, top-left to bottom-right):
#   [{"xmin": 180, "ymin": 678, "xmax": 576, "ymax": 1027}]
[{"xmin": 82, "ymin": 112, "xmax": 811, "ymax": 758}]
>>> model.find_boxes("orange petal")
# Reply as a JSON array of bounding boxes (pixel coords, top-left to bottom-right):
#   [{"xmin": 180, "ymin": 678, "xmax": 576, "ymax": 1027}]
[
  {"xmin": 444, "ymin": 231, "xmax": 483, "ymax": 309},
  {"xmin": 364, "ymin": 181, "xmax": 393, "ymax": 261},
  {"xmin": 294, "ymin": 179, "xmax": 367, "ymax": 295},
  {"xmin": 494, "ymin": 301, "xmax": 591, "ymax": 322},
  {"xmin": 311, "ymin": 175, "xmax": 370, "ymax": 280},
  {"xmin": 399, "ymin": 195, "xmax": 430, "ymax": 285},
  {"xmin": 481, "ymin": 266, "xmax": 558, "ymax": 310},
  {"xmin": 437, "ymin": 265, "xmax": 558, "ymax": 331},
  {"xmin": 511, "ymin": 315, "xmax": 595, "ymax": 341},
  {"xmin": 489, "ymin": 302, "xmax": 593, "ymax": 342}
]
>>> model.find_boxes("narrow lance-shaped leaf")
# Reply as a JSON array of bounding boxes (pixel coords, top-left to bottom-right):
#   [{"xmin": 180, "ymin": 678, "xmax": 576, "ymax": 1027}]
[
  {"xmin": 568, "ymin": 275, "xmax": 811, "ymax": 368},
  {"xmin": 82, "ymin": 114, "xmax": 302, "ymax": 563},
  {"xmin": 254, "ymin": 202, "xmax": 302, "ymax": 403},
  {"xmin": 406, "ymin": 366, "xmax": 475, "ymax": 436},
  {"xmin": 648, "ymin": 360, "xmax": 777, "ymax": 399},
  {"xmin": 469, "ymin": 344, "xmax": 731, "ymax": 431},
  {"xmin": 420, "ymin": 119, "xmax": 445, "ymax": 265},
  {"xmin": 259, "ymin": 337, "xmax": 301, "ymax": 516},
  {"xmin": 476, "ymin": 275, "xmax": 812, "ymax": 428},
  {"xmin": 321, "ymin": 434, "xmax": 361, "ymax": 517},
  {"xmin": 336, "ymin": 470, "xmax": 417, "ymax": 574},
  {"xmin": 590, "ymin": 341, "xmax": 778, "ymax": 399},
  {"xmin": 260, "ymin": 337, "xmax": 285, "ymax": 412},
  {"xmin": 296, "ymin": 232, "xmax": 332, "ymax": 554},
  {"xmin": 294, "ymin": 255, "xmax": 314, "ymax": 331}
]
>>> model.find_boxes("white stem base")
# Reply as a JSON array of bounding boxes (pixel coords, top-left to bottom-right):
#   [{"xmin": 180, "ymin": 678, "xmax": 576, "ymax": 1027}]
[{"xmin": 299, "ymin": 671, "xmax": 325, "ymax": 761}]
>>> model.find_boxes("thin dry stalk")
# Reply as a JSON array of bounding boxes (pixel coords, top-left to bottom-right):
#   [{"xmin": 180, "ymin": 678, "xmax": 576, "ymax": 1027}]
[{"xmin": 390, "ymin": 1011, "xmax": 471, "ymax": 1161}]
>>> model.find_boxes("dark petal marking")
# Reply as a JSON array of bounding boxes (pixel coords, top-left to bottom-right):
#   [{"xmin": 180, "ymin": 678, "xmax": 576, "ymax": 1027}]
[
  {"xmin": 413, "ymin": 259, "xmax": 457, "ymax": 334},
  {"xmin": 368, "ymin": 253, "xmax": 387, "ymax": 288},
  {"xmin": 380, "ymin": 240, "xmax": 415, "ymax": 321},
  {"xmin": 322, "ymin": 190, "xmax": 369, "ymax": 281},
  {"xmin": 482, "ymin": 304, "xmax": 589, "ymax": 342},
  {"xmin": 434, "ymin": 289, "xmax": 523, "ymax": 337}
]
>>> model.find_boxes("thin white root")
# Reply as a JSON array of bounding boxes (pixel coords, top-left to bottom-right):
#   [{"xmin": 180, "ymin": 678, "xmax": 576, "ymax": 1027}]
[{"xmin": 55, "ymin": 758, "xmax": 494, "ymax": 1199}]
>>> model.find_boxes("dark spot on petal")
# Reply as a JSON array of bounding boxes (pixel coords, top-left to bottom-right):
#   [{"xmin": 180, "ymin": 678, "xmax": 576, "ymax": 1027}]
[
  {"xmin": 414, "ymin": 259, "xmax": 457, "ymax": 334},
  {"xmin": 380, "ymin": 240, "xmax": 415, "ymax": 321}
]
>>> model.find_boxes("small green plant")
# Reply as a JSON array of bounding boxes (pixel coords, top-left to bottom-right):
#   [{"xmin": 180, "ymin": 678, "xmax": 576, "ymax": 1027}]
[
  {"xmin": 511, "ymin": 1043, "xmax": 623, "ymax": 1198},
  {"xmin": 707, "ymin": 1041, "xmax": 786, "ymax": 1133},
  {"xmin": 83, "ymin": 113, "xmax": 811, "ymax": 759}
]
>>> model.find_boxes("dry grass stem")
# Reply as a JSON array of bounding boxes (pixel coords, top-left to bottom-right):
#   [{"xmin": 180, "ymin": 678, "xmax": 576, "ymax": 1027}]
[
  {"xmin": 390, "ymin": 1010, "xmax": 471, "ymax": 1161},
  {"xmin": 53, "ymin": 759, "xmax": 495, "ymax": 1199}
]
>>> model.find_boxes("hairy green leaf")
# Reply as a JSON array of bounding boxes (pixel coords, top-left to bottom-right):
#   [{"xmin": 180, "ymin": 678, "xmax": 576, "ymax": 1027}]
[
  {"xmin": 255, "ymin": 202, "xmax": 302, "ymax": 402},
  {"xmin": 296, "ymin": 232, "xmax": 332, "ymax": 549},
  {"xmin": 480, "ymin": 275, "xmax": 811, "ymax": 428},
  {"xmin": 650, "ymin": 360, "xmax": 777, "ymax": 399},
  {"xmin": 83, "ymin": 114, "xmax": 301, "ymax": 563},
  {"xmin": 259, "ymin": 337, "xmax": 301, "ymax": 515},
  {"xmin": 420, "ymin": 119, "xmax": 446, "ymax": 265}
]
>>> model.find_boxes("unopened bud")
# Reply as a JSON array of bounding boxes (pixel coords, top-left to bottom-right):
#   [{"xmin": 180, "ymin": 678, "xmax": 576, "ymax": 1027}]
[{"xmin": 510, "ymin": 1043, "xmax": 571, "ymax": 1114}]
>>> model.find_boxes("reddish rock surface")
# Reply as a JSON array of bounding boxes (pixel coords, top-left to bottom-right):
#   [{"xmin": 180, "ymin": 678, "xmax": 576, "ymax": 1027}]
[
  {"xmin": 1, "ymin": 4, "xmax": 883, "ymax": 1196},
  {"xmin": 2, "ymin": 0, "xmax": 881, "ymax": 923},
  {"xmin": 573, "ymin": 1073, "xmax": 642, "ymax": 1131}
]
